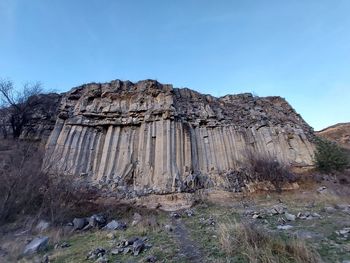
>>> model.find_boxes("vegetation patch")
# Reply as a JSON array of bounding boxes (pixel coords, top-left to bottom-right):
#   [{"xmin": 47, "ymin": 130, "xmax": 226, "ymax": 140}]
[{"xmin": 314, "ymin": 137, "xmax": 349, "ymax": 173}]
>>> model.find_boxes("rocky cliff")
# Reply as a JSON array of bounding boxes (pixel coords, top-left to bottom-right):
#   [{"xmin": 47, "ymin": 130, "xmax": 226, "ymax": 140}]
[{"xmin": 43, "ymin": 79, "xmax": 315, "ymax": 194}]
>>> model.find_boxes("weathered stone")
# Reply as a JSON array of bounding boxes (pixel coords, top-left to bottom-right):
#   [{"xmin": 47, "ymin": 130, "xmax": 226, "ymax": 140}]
[
  {"xmin": 88, "ymin": 214, "xmax": 107, "ymax": 228},
  {"xmin": 184, "ymin": 209, "xmax": 195, "ymax": 217},
  {"xmin": 269, "ymin": 204, "xmax": 286, "ymax": 215},
  {"xmin": 86, "ymin": 248, "xmax": 105, "ymax": 260},
  {"xmin": 324, "ymin": 206, "xmax": 337, "ymax": 213},
  {"xmin": 35, "ymin": 220, "xmax": 50, "ymax": 233},
  {"xmin": 170, "ymin": 212, "xmax": 181, "ymax": 219},
  {"xmin": 110, "ymin": 248, "xmax": 123, "ymax": 255},
  {"xmin": 277, "ymin": 225, "xmax": 293, "ymax": 230},
  {"xmin": 54, "ymin": 242, "xmax": 71, "ymax": 249},
  {"xmin": 96, "ymin": 255, "xmax": 108, "ymax": 263},
  {"xmin": 131, "ymin": 213, "xmax": 142, "ymax": 226},
  {"xmin": 23, "ymin": 236, "xmax": 49, "ymax": 255},
  {"xmin": 317, "ymin": 186, "xmax": 327, "ymax": 194},
  {"xmin": 73, "ymin": 218, "xmax": 88, "ymax": 231},
  {"xmin": 132, "ymin": 239, "xmax": 145, "ymax": 256},
  {"xmin": 252, "ymin": 214, "xmax": 262, "ymax": 219},
  {"xmin": 42, "ymin": 254, "xmax": 49, "ymax": 263},
  {"xmin": 164, "ymin": 224, "xmax": 173, "ymax": 232},
  {"xmin": 43, "ymin": 79, "xmax": 315, "ymax": 194},
  {"xmin": 285, "ymin": 212, "xmax": 296, "ymax": 221},
  {"xmin": 336, "ymin": 228, "xmax": 350, "ymax": 237},
  {"xmin": 335, "ymin": 204, "xmax": 350, "ymax": 210},
  {"xmin": 104, "ymin": 220, "xmax": 127, "ymax": 230},
  {"xmin": 145, "ymin": 255, "xmax": 157, "ymax": 262}
]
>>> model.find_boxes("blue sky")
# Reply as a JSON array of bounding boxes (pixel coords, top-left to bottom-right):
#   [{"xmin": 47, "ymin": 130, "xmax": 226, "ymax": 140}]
[{"xmin": 1, "ymin": 0, "xmax": 349, "ymax": 130}]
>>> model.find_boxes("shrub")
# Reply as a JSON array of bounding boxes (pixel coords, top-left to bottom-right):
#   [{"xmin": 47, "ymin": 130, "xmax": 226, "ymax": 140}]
[
  {"xmin": 314, "ymin": 137, "xmax": 349, "ymax": 173},
  {"xmin": 245, "ymin": 151, "xmax": 296, "ymax": 192},
  {"xmin": 0, "ymin": 139, "xmax": 99, "ymax": 225},
  {"xmin": 0, "ymin": 140, "xmax": 46, "ymax": 223}
]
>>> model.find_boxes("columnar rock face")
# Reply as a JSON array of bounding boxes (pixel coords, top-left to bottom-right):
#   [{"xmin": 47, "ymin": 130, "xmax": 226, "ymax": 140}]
[{"xmin": 44, "ymin": 80, "xmax": 315, "ymax": 194}]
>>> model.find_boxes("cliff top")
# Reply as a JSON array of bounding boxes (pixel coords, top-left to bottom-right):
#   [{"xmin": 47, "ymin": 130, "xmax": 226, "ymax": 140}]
[{"xmin": 59, "ymin": 79, "xmax": 313, "ymax": 139}]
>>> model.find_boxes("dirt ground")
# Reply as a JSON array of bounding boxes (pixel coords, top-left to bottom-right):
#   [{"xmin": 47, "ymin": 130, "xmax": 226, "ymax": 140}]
[{"xmin": 0, "ymin": 177, "xmax": 349, "ymax": 263}]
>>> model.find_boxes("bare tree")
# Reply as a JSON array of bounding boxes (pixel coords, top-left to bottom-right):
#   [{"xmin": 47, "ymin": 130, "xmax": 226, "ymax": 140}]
[
  {"xmin": 0, "ymin": 79, "xmax": 43, "ymax": 138},
  {"xmin": 0, "ymin": 108, "xmax": 8, "ymax": 139}
]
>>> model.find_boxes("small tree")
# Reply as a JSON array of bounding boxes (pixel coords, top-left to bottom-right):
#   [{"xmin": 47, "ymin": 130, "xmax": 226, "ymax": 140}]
[
  {"xmin": 0, "ymin": 79, "xmax": 43, "ymax": 138},
  {"xmin": 0, "ymin": 108, "xmax": 8, "ymax": 138},
  {"xmin": 314, "ymin": 137, "xmax": 349, "ymax": 173}
]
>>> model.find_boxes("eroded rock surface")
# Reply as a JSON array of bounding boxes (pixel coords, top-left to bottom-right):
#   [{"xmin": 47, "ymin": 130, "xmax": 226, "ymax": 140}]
[{"xmin": 43, "ymin": 79, "xmax": 315, "ymax": 194}]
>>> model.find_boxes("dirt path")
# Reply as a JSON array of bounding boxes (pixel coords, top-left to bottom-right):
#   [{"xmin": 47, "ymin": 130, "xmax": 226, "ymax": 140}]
[{"xmin": 171, "ymin": 218, "xmax": 203, "ymax": 262}]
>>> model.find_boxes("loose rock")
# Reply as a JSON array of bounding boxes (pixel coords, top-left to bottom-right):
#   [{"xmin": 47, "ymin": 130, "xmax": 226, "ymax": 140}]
[
  {"xmin": 23, "ymin": 236, "xmax": 49, "ymax": 255},
  {"xmin": 145, "ymin": 255, "xmax": 157, "ymax": 262},
  {"xmin": 164, "ymin": 224, "xmax": 173, "ymax": 232},
  {"xmin": 73, "ymin": 218, "xmax": 88, "ymax": 231},
  {"xmin": 184, "ymin": 209, "xmax": 195, "ymax": 217},
  {"xmin": 170, "ymin": 212, "xmax": 181, "ymax": 219},
  {"xmin": 324, "ymin": 206, "xmax": 337, "ymax": 213},
  {"xmin": 132, "ymin": 213, "xmax": 142, "ymax": 226},
  {"xmin": 133, "ymin": 239, "xmax": 145, "ymax": 256},
  {"xmin": 285, "ymin": 212, "xmax": 296, "ymax": 221},
  {"xmin": 86, "ymin": 248, "xmax": 106, "ymax": 260},
  {"xmin": 277, "ymin": 225, "xmax": 293, "ymax": 230},
  {"xmin": 104, "ymin": 220, "xmax": 127, "ymax": 231},
  {"xmin": 35, "ymin": 220, "xmax": 50, "ymax": 233}
]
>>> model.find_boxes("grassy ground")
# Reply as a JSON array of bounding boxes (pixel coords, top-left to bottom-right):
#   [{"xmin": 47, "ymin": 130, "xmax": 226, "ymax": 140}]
[{"xmin": 3, "ymin": 182, "xmax": 350, "ymax": 263}]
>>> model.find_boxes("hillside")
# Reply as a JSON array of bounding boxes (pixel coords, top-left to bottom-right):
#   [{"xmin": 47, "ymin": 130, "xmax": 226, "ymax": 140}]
[{"xmin": 316, "ymin": 123, "xmax": 350, "ymax": 150}]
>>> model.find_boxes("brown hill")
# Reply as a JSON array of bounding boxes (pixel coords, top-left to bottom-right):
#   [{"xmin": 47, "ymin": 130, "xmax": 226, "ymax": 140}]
[{"xmin": 316, "ymin": 123, "xmax": 350, "ymax": 150}]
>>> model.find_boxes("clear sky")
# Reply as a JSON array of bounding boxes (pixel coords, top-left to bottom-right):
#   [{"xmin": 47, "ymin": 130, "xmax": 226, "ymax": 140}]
[{"xmin": 1, "ymin": 0, "xmax": 349, "ymax": 131}]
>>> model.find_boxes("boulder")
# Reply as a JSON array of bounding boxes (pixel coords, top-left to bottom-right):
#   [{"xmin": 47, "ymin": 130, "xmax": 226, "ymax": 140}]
[
  {"xmin": 104, "ymin": 220, "xmax": 127, "ymax": 230},
  {"xmin": 35, "ymin": 220, "xmax": 50, "ymax": 233},
  {"xmin": 88, "ymin": 214, "xmax": 107, "ymax": 228},
  {"xmin": 23, "ymin": 236, "xmax": 49, "ymax": 255},
  {"xmin": 73, "ymin": 217, "xmax": 88, "ymax": 231},
  {"xmin": 93, "ymin": 214, "xmax": 107, "ymax": 226},
  {"xmin": 132, "ymin": 239, "xmax": 145, "ymax": 256},
  {"xmin": 285, "ymin": 212, "xmax": 296, "ymax": 221},
  {"xmin": 324, "ymin": 206, "xmax": 337, "ymax": 213}
]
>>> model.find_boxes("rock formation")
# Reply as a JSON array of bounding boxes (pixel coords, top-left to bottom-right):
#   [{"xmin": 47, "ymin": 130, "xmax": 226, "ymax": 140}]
[{"xmin": 43, "ymin": 79, "xmax": 315, "ymax": 194}]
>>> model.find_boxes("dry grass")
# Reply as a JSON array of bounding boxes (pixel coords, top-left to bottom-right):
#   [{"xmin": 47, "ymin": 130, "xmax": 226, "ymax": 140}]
[{"xmin": 218, "ymin": 219, "xmax": 322, "ymax": 263}]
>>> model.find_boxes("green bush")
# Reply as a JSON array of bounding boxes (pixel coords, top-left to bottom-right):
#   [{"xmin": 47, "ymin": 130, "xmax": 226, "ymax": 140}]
[{"xmin": 314, "ymin": 137, "xmax": 349, "ymax": 173}]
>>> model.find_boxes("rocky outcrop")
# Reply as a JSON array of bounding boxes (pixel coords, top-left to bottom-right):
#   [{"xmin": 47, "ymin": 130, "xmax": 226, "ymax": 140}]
[{"xmin": 43, "ymin": 79, "xmax": 315, "ymax": 194}]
